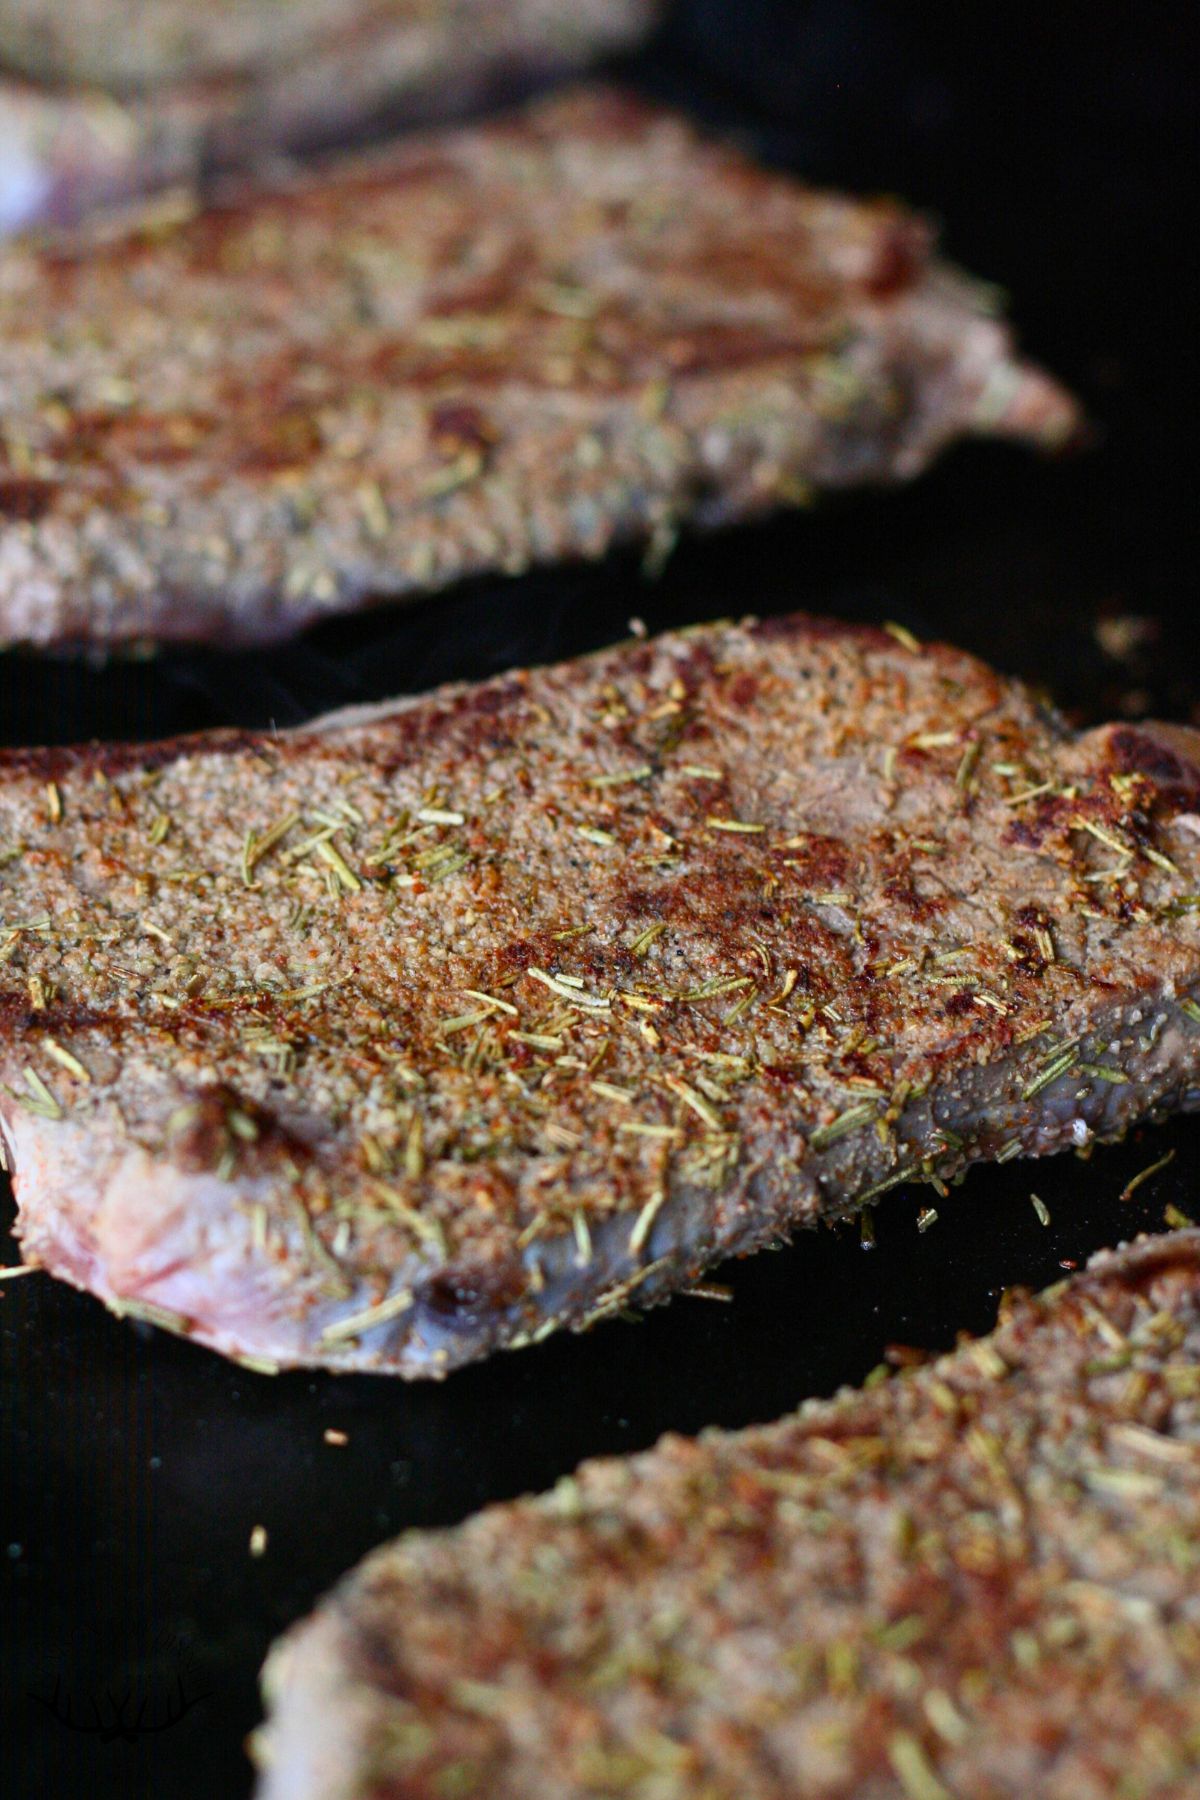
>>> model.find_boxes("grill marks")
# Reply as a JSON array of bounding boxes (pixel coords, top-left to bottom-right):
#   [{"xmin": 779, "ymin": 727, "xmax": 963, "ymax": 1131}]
[{"xmin": 0, "ymin": 88, "xmax": 1075, "ymax": 648}]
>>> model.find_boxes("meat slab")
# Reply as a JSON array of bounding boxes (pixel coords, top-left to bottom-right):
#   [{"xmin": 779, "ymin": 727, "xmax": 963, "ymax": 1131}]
[
  {"xmin": 253, "ymin": 1230, "xmax": 1200, "ymax": 1799},
  {"xmin": 0, "ymin": 1, "xmax": 665, "ymax": 233},
  {"xmin": 2, "ymin": 614, "xmax": 1200, "ymax": 1376},
  {"xmin": 0, "ymin": 88, "xmax": 1076, "ymax": 648}
]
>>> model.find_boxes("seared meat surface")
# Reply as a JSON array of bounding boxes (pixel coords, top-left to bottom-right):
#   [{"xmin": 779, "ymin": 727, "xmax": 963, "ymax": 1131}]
[
  {"xmin": 0, "ymin": 2, "xmax": 665, "ymax": 232},
  {"xmin": 2, "ymin": 615, "xmax": 1200, "ymax": 1375},
  {"xmin": 255, "ymin": 1230, "xmax": 1200, "ymax": 1799},
  {"xmin": 0, "ymin": 89, "xmax": 1074, "ymax": 647}
]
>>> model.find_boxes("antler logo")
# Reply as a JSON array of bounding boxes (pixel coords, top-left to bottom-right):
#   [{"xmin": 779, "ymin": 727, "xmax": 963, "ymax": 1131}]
[{"xmin": 31, "ymin": 1670, "xmax": 208, "ymax": 1743}]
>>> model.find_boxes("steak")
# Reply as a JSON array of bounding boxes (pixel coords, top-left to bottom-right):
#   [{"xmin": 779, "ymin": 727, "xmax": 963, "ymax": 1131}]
[
  {"xmin": 0, "ymin": 2, "xmax": 665, "ymax": 233},
  {"xmin": 3, "ymin": 614, "xmax": 1200, "ymax": 1377},
  {"xmin": 254, "ymin": 1230, "xmax": 1200, "ymax": 1800},
  {"xmin": 0, "ymin": 88, "xmax": 1076, "ymax": 649}
]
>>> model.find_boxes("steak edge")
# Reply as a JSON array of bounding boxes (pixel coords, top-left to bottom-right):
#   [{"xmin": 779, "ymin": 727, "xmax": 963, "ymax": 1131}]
[
  {"xmin": 0, "ymin": 87, "xmax": 1076, "ymax": 648},
  {"xmin": 254, "ymin": 1229, "xmax": 1200, "ymax": 1799},
  {"xmin": 2, "ymin": 614, "xmax": 1200, "ymax": 1376}
]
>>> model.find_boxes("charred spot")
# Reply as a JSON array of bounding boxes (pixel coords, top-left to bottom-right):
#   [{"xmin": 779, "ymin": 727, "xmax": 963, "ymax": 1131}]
[
  {"xmin": 0, "ymin": 475, "xmax": 58, "ymax": 521},
  {"xmin": 944, "ymin": 991, "xmax": 978, "ymax": 1019},
  {"xmin": 1108, "ymin": 726, "xmax": 1193, "ymax": 785},
  {"xmin": 427, "ymin": 401, "xmax": 496, "ymax": 459},
  {"xmin": 726, "ymin": 672, "xmax": 760, "ymax": 708},
  {"xmin": 422, "ymin": 1261, "xmax": 525, "ymax": 1323},
  {"xmin": 863, "ymin": 217, "xmax": 928, "ymax": 299},
  {"xmin": 238, "ymin": 405, "xmax": 323, "ymax": 474}
]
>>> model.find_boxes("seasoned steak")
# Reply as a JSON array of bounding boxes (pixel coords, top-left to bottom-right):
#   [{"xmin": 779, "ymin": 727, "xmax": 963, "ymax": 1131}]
[
  {"xmin": 3, "ymin": 614, "xmax": 1200, "ymax": 1376},
  {"xmin": 254, "ymin": 1230, "xmax": 1200, "ymax": 1800},
  {"xmin": 0, "ymin": 2, "xmax": 665, "ymax": 233},
  {"xmin": 0, "ymin": 89, "xmax": 1076, "ymax": 649}
]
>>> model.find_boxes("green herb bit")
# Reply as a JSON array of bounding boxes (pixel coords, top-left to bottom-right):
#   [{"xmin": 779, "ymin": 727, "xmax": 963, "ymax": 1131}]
[
  {"xmin": 810, "ymin": 1102, "xmax": 878, "ymax": 1152},
  {"xmin": 1022, "ymin": 1049, "xmax": 1077, "ymax": 1099},
  {"xmin": 1119, "ymin": 1147, "xmax": 1175, "ymax": 1203},
  {"xmin": 586, "ymin": 765, "xmax": 652, "ymax": 788},
  {"xmin": 318, "ymin": 1287, "xmax": 415, "ymax": 1346},
  {"xmin": 314, "ymin": 838, "xmax": 362, "ymax": 893},
  {"xmin": 883, "ymin": 621, "xmax": 922, "ymax": 653},
  {"xmin": 42, "ymin": 1037, "xmax": 90, "ymax": 1081},
  {"xmin": 19, "ymin": 1066, "xmax": 61, "ymax": 1119},
  {"xmin": 242, "ymin": 810, "xmax": 301, "ymax": 885}
]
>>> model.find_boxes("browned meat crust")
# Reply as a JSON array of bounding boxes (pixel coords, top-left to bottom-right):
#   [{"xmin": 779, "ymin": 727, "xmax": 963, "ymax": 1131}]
[
  {"xmin": 254, "ymin": 1230, "xmax": 1200, "ymax": 1799},
  {"xmin": 0, "ymin": 3, "xmax": 665, "ymax": 232},
  {"xmin": 2, "ymin": 614, "xmax": 1200, "ymax": 1377},
  {"xmin": 0, "ymin": 88, "xmax": 1076, "ymax": 648}
]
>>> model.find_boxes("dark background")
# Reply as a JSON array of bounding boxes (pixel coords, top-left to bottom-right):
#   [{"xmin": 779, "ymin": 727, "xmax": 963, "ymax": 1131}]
[{"xmin": 2, "ymin": 4, "xmax": 1197, "ymax": 1794}]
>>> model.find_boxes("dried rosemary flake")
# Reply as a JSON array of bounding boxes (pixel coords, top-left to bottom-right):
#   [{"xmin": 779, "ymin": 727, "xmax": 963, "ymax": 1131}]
[
  {"xmin": 679, "ymin": 764, "xmax": 724, "ymax": 780},
  {"xmin": 628, "ymin": 1186, "xmax": 667, "ymax": 1255},
  {"xmin": 242, "ymin": 810, "xmax": 301, "ymax": 885},
  {"xmin": 661, "ymin": 1074, "xmax": 724, "ymax": 1132},
  {"xmin": 810, "ymin": 1102, "xmax": 877, "ymax": 1152},
  {"xmin": 314, "ymin": 838, "xmax": 362, "ymax": 893},
  {"xmin": 1142, "ymin": 844, "xmax": 1179, "ymax": 874},
  {"xmin": 318, "ymin": 1287, "xmax": 415, "ymax": 1346},
  {"xmin": 883, "ymin": 621, "xmax": 922, "ymax": 653},
  {"xmin": 45, "ymin": 781, "xmax": 62, "ymax": 824},
  {"xmin": 629, "ymin": 922, "xmax": 668, "ymax": 957},
  {"xmin": 577, "ymin": 825, "xmax": 616, "ymax": 846},
  {"xmin": 508, "ymin": 1031, "xmax": 564, "ymax": 1051},
  {"xmin": 1004, "ymin": 781, "xmax": 1056, "ymax": 807},
  {"xmin": 1075, "ymin": 817, "xmax": 1133, "ymax": 858},
  {"xmin": 109, "ymin": 1297, "xmax": 191, "ymax": 1334},
  {"xmin": 572, "ymin": 1210, "xmax": 592, "ymax": 1264},
  {"xmin": 20, "ymin": 1066, "xmax": 61, "ymax": 1119},
  {"xmin": 249, "ymin": 1524, "xmax": 268, "ymax": 1558},
  {"xmin": 706, "ymin": 816, "xmax": 766, "ymax": 833},
  {"xmin": 956, "ymin": 743, "xmax": 982, "ymax": 789},
  {"xmin": 403, "ymin": 1116, "xmax": 425, "ymax": 1182},
  {"xmin": 1119, "ymin": 1147, "xmax": 1175, "ymax": 1203},
  {"xmin": 1085, "ymin": 1467, "xmax": 1164, "ymax": 1499},
  {"xmin": 1165, "ymin": 1203, "xmax": 1196, "ymax": 1231},
  {"xmin": 0, "ymin": 1263, "xmax": 39, "ymax": 1281},
  {"xmin": 42, "ymin": 1038, "xmax": 90, "ymax": 1081},
  {"xmin": 527, "ymin": 967, "xmax": 610, "ymax": 1009},
  {"xmin": 1077, "ymin": 1061, "xmax": 1128, "ymax": 1085},
  {"xmin": 887, "ymin": 1735, "xmax": 950, "ymax": 1800},
  {"xmin": 586, "ymin": 766, "xmax": 652, "ymax": 788},
  {"xmin": 1022, "ymin": 1049, "xmax": 1078, "ymax": 1099},
  {"xmin": 415, "ymin": 808, "xmax": 465, "ymax": 826},
  {"xmin": 591, "ymin": 1080, "xmax": 634, "ymax": 1103},
  {"xmin": 1030, "ymin": 1193, "xmax": 1051, "ymax": 1227},
  {"xmin": 619, "ymin": 1122, "xmax": 683, "ymax": 1141},
  {"xmin": 461, "ymin": 989, "xmax": 519, "ymax": 1018},
  {"xmin": 911, "ymin": 731, "xmax": 959, "ymax": 749},
  {"xmin": 1180, "ymin": 999, "xmax": 1200, "ymax": 1025},
  {"xmin": 916, "ymin": 1207, "xmax": 939, "ymax": 1233}
]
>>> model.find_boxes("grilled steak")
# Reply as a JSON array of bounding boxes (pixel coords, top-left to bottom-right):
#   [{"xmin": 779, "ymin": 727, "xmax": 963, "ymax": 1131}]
[
  {"xmin": 3, "ymin": 613, "xmax": 1200, "ymax": 1377},
  {"xmin": 0, "ymin": 88, "xmax": 1076, "ymax": 650},
  {"xmin": 0, "ymin": 2, "xmax": 665, "ymax": 233},
  {"xmin": 254, "ymin": 1229, "xmax": 1200, "ymax": 1800}
]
